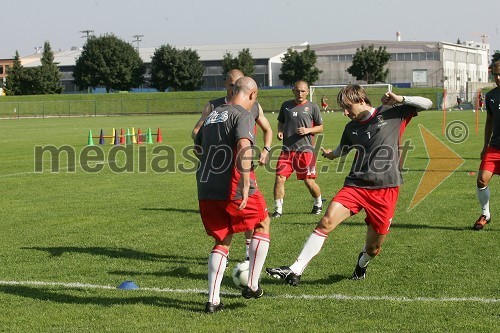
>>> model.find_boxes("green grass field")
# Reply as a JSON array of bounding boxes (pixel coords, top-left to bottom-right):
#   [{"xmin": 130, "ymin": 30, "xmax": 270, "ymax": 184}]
[{"xmin": 0, "ymin": 110, "xmax": 498, "ymax": 332}]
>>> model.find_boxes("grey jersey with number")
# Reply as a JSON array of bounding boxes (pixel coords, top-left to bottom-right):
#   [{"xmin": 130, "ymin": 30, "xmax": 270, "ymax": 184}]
[
  {"xmin": 278, "ymin": 100, "xmax": 323, "ymax": 151},
  {"xmin": 339, "ymin": 105, "xmax": 418, "ymax": 189},
  {"xmin": 195, "ymin": 104, "xmax": 256, "ymax": 200},
  {"xmin": 210, "ymin": 97, "xmax": 260, "ymax": 121},
  {"xmin": 485, "ymin": 87, "xmax": 500, "ymax": 148}
]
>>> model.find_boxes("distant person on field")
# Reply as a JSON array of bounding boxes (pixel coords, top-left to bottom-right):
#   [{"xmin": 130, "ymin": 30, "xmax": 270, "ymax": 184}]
[
  {"xmin": 192, "ymin": 69, "xmax": 272, "ymax": 261},
  {"xmin": 479, "ymin": 93, "xmax": 484, "ymax": 112},
  {"xmin": 194, "ymin": 77, "xmax": 271, "ymax": 313},
  {"xmin": 321, "ymin": 95, "xmax": 329, "ymax": 112},
  {"xmin": 266, "ymin": 84, "xmax": 432, "ymax": 285},
  {"xmin": 473, "ymin": 61, "xmax": 500, "ymax": 230},
  {"xmin": 457, "ymin": 96, "xmax": 463, "ymax": 110},
  {"xmin": 272, "ymin": 80, "xmax": 324, "ymax": 218}
]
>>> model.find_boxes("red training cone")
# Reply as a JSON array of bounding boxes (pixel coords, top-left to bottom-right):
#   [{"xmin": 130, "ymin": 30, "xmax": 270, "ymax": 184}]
[
  {"xmin": 120, "ymin": 128, "xmax": 125, "ymax": 145},
  {"xmin": 137, "ymin": 128, "xmax": 143, "ymax": 144},
  {"xmin": 156, "ymin": 128, "xmax": 163, "ymax": 143}
]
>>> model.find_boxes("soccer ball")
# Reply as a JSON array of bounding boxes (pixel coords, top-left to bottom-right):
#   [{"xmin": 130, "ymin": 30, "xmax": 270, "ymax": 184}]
[{"xmin": 231, "ymin": 260, "xmax": 249, "ymax": 288}]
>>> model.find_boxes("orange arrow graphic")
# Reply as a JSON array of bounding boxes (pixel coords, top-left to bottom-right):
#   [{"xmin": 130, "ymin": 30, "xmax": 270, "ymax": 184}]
[{"xmin": 408, "ymin": 125, "xmax": 465, "ymax": 210}]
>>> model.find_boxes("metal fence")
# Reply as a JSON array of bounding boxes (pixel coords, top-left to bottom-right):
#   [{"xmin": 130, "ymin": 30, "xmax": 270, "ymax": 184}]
[{"xmin": 0, "ymin": 96, "xmax": 291, "ymax": 118}]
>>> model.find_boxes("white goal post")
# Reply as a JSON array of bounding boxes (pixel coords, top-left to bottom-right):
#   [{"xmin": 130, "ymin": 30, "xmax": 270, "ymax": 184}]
[{"xmin": 310, "ymin": 83, "xmax": 392, "ymax": 111}]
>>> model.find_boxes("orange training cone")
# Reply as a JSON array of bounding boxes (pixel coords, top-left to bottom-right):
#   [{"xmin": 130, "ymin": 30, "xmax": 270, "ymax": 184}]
[
  {"xmin": 120, "ymin": 128, "xmax": 125, "ymax": 145},
  {"xmin": 137, "ymin": 128, "xmax": 143, "ymax": 144},
  {"xmin": 156, "ymin": 128, "xmax": 163, "ymax": 143}
]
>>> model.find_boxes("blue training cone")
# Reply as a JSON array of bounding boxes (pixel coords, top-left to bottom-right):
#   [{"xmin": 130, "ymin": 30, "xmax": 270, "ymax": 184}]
[{"xmin": 117, "ymin": 280, "xmax": 139, "ymax": 290}]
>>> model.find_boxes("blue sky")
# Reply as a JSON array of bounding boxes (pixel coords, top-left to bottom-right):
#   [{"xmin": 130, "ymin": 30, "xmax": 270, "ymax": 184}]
[{"xmin": 2, "ymin": 0, "xmax": 498, "ymax": 59}]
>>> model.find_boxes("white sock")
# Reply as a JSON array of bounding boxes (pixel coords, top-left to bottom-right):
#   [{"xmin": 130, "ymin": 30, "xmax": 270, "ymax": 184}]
[
  {"xmin": 274, "ymin": 199, "xmax": 283, "ymax": 214},
  {"xmin": 358, "ymin": 250, "xmax": 373, "ymax": 268},
  {"xmin": 247, "ymin": 232, "xmax": 270, "ymax": 291},
  {"xmin": 290, "ymin": 229, "xmax": 328, "ymax": 275},
  {"xmin": 314, "ymin": 195, "xmax": 323, "ymax": 207},
  {"xmin": 207, "ymin": 246, "xmax": 227, "ymax": 305},
  {"xmin": 477, "ymin": 186, "xmax": 490, "ymax": 219},
  {"xmin": 245, "ymin": 238, "xmax": 251, "ymax": 260}
]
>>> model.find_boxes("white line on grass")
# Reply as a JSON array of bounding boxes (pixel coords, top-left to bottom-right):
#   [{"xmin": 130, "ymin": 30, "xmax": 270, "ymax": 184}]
[{"xmin": 0, "ymin": 280, "xmax": 498, "ymax": 304}]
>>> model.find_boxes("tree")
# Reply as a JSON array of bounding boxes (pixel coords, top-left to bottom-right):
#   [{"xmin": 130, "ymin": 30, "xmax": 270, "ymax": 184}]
[
  {"xmin": 279, "ymin": 45, "xmax": 321, "ymax": 86},
  {"xmin": 4, "ymin": 51, "xmax": 23, "ymax": 95},
  {"xmin": 73, "ymin": 34, "xmax": 144, "ymax": 92},
  {"xmin": 221, "ymin": 48, "xmax": 255, "ymax": 77},
  {"xmin": 347, "ymin": 44, "xmax": 390, "ymax": 84},
  {"xmin": 38, "ymin": 41, "xmax": 63, "ymax": 94},
  {"xmin": 491, "ymin": 50, "xmax": 500, "ymax": 67},
  {"xmin": 150, "ymin": 44, "xmax": 204, "ymax": 91}
]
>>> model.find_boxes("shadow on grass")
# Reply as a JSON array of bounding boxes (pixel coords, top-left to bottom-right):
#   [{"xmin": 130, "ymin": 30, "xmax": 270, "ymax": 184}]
[
  {"xmin": 285, "ymin": 220, "xmax": 475, "ymax": 231},
  {"xmin": 0, "ymin": 285, "xmax": 246, "ymax": 312},
  {"xmin": 141, "ymin": 207, "xmax": 199, "ymax": 214},
  {"xmin": 21, "ymin": 246, "xmax": 207, "ymax": 265},
  {"xmin": 263, "ymin": 273, "xmax": 346, "ymax": 286},
  {"xmin": 109, "ymin": 267, "xmax": 206, "ymax": 281}
]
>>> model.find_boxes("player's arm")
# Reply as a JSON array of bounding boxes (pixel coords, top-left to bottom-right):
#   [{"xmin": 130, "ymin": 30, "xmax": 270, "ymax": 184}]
[
  {"xmin": 255, "ymin": 105, "xmax": 273, "ymax": 165},
  {"xmin": 381, "ymin": 92, "xmax": 432, "ymax": 111},
  {"xmin": 191, "ymin": 101, "xmax": 213, "ymax": 140},
  {"xmin": 277, "ymin": 121, "xmax": 285, "ymax": 141},
  {"xmin": 320, "ymin": 144, "xmax": 347, "ymax": 160},
  {"xmin": 236, "ymin": 138, "xmax": 253, "ymax": 210},
  {"xmin": 296, "ymin": 124, "xmax": 323, "ymax": 136}
]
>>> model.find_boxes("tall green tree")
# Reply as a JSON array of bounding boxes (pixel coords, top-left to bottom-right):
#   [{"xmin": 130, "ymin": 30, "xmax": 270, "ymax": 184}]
[
  {"xmin": 221, "ymin": 48, "xmax": 255, "ymax": 77},
  {"xmin": 38, "ymin": 41, "xmax": 63, "ymax": 94},
  {"xmin": 4, "ymin": 51, "xmax": 23, "ymax": 96},
  {"xmin": 279, "ymin": 45, "xmax": 321, "ymax": 86},
  {"xmin": 73, "ymin": 34, "xmax": 144, "ymax": 92},
  {"xmin": 22, "ymin": 67, "xmax": 41, "ymax": 95},
  {"xmin": 150, "ymin": 44, "xmax": 204, "ymax": 91},
  {"xmin": 491, "ymin": 50, "xmax": 500, "ymax": 67},
  {"xmin": 347, "ymin": 44, "xmax": 390, "ymax": 84}
]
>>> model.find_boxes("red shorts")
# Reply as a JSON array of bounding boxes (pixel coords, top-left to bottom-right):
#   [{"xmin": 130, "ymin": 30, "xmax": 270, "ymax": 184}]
[
  {"xmin": 199, "ymin": 191, "xmax": 268, "ymax": 242},
  {"xmin": 333, "ymin": 186, "xmax": 399, "ymax": 235},
  {"xmin": 479, "ymin": 146, "xmax": 500, "ymax": 174},
  {"xmin": 276, "ymin": 151, "xmax": 317, "ymax": 180}
]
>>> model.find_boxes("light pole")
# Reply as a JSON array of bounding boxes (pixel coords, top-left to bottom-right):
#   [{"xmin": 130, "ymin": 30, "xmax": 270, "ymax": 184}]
[
  {"xmin": 80, "ymin": 30, "xmax": 94, "ymax": 41},
  {"xmin": 132, "ymin": 34, "xmax": 144, "ymax": 51}
]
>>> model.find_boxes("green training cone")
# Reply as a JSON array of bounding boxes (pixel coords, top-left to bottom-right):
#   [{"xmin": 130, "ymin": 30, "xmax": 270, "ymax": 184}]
[
  {"xmin": 146, "ymin": 128, "xmax": 154, "ymax": 144},
  {"xmin": 87, "ymin": 130, "xmax": 94, "ymax": 146},
  {"xmin": 126, "ymin": 128, "xmax": 132, "ymax": 145}
]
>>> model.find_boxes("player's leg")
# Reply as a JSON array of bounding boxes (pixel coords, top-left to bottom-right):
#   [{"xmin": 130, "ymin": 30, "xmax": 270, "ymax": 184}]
[
  {"xmin": 273, "ymin": 175, "xmax": 286, "ymax": 217},
  {"xmin": 350, "ymin": 225, "xmax": 386, "ymax": 280},
  {"xmin": 266, "ymin": 200, "xmax": 352, "ymax": 286},
  {"xmin": 200, "ymin": 200, "xmax": 231, "ymax": 313},
  {"xmin": 244, "ymin": 217, "xmax": 270, "ymax": 298},
  {"xmin": 304, "ymin": 178, "xmax": 323, "ymax": 214},
  {"xmin": 296, "ymin": 151, "xmax": 322, "ymax": 214},
  {"xmin": 273, "ymin": 152, "xmax": 292, "ymax": 217},
  {"xmin": 350, "ymin": 187, "xmax": 397, "ymax": 280},
  {"xmin": 474, "ymin": 169, "xmax": 494, "ymax": 229},
  {"xmin": 244, "ymin": 229, "xmax": 253, "ymax": 260},
  {"xmin": 243, "ymin": 192, "xmax": 270, "ymax": 298},
  {"xmin": 206, "ymin": 235, "xmax": 232, "ymax": 313}
]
